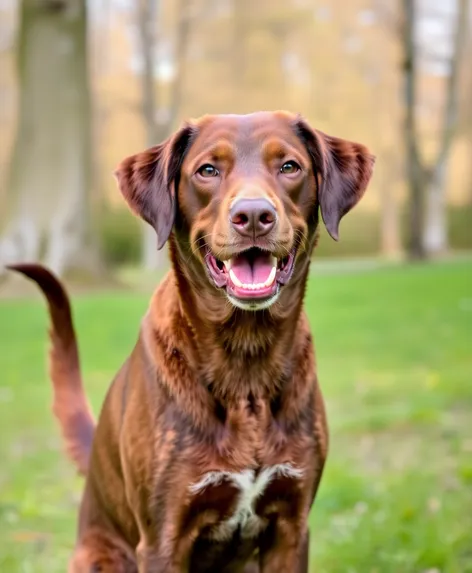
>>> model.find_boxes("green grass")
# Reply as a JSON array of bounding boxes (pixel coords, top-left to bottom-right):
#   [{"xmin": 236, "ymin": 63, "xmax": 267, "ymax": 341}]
[{"xmin": 0, "ymin": 259, "xmax": 471, "ymax": 572}]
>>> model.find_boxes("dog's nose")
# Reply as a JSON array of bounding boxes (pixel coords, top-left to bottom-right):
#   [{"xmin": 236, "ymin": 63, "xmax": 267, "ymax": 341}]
[{"xmin": 230, "ymin": 198, "xmax": 277, "ymax": 238}]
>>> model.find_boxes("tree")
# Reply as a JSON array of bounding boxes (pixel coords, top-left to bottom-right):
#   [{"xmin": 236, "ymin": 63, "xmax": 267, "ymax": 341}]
[
  {"xmin": 138, "ymin": 0, "xmax": 191, "ymax": 271},
  {"xmin": 138, "ymin": 0, "xmax": 164, "ymax": 271},
  {"xmin": 421, "ymin": 0, "xmax": 469, "ymax": 256},
  {"xmin": 0, "ymin": 0, "xmax": 100, "ymax": 277},
  {"xmin": 401, "ymin": 0, "xmax": 469, "ymax": 259},
  {"xmin": 402, "ymin": 0, "xmax": 426, "ymax": 259},
  {"xmin": 371, "ymin": 0, "xmax": 402, "ymax": 259}
]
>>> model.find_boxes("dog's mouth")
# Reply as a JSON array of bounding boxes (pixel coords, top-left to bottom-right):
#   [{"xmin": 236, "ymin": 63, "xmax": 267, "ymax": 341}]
[{"xmin": 205, "ymin": 247, "xmax": 296, "ymax": 309}]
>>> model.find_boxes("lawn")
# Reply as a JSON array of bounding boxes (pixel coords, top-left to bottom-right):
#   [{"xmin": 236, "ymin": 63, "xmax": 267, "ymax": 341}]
[{"xmin": 0, "ymin": 259, "xmax": 471, "ymax": 572}]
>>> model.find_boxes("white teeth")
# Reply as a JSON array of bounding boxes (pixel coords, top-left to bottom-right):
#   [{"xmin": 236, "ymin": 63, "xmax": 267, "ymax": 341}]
[
  {"xmin": 265, "ymin": 265, "xmax": 276, "ymax": 286},
  {"xmin": 223, "ymin": 260, "xmax": 232, "ymax": 271},
  {"xmin": 228, "ymin": 263, "xmax": 277, "ymax": 291},
  {"xmin": 229, "ymin": 268, "xmax": 243, "ymax": 287}
]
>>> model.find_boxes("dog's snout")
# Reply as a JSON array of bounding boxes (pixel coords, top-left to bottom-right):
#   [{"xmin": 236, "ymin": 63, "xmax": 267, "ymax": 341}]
[{"xmin": 230, "ymin": 198, "xmax": 277, "ymax": 238}]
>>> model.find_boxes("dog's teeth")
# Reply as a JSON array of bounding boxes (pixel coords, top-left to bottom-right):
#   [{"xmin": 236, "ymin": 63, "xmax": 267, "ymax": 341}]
[
  {"xmin": 230, "ymin": 271, "xmax": 276, "ymax": 291},
  {"xmin": 229, "ymin": 269, "xmax": 243, "ymax": 288},
  {"xmin": 223, "ymin": 260, "xmax": 232, "ymax": 271},
  {"xmin": 265, "ymin": 266, "xmax": 277, "ymax": 286}
]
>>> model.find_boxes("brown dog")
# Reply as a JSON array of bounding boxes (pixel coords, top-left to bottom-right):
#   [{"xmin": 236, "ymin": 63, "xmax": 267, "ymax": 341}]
[{"xmin": 9, "ymin": 111, "xmax": 374, "ymax": 572}]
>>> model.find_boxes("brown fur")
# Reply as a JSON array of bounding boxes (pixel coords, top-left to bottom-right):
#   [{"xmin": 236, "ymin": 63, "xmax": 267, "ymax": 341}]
[{"xmin": 9, "ymin": 111, "xmax": 374, "ymax": 572}]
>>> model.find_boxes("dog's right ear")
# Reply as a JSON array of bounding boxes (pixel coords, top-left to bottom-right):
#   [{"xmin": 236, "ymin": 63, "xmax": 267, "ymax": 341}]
[{"xmin": 114, "ymin": 124, "xmax": 196, "ymax": 250}]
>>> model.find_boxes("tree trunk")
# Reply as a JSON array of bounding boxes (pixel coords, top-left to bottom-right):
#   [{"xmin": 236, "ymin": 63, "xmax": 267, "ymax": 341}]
[
  {"xmin": 421, "ymin": 0, "xmax": 469, "ymax": 256},
  {"xmin": 0, "ymin": 0, "xmax": 99, "ymax": 277},
  {"xmin": 423, "ymin": 161, "xmax": 448, "ymax": 255},
  {"xmin": 372, "ymin": 3, "xmax": 402, "ymax": 259},
  {"xmin": 138, "ymin": 0, "xmax": 191, "ymax": 271},
  {"xmin": 469, "ymin": 134, "xmax": 472, "ymax": 204},
  {"xmin": 379, "ymin": 161, "xmax": 402, "ymax": 259},
  {"xmin": 138, "ymin": 0, "xmax": 168, "ymax": 271},
  {"xmin": 167, "ymin": 0, "xmax": 191, "ymax": 131},
  {"xmin": 402, "ymin": 0, "xmax": 426, "ymax": 260}
]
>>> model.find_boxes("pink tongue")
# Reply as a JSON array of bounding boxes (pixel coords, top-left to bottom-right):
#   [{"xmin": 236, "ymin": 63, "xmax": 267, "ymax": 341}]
[{"xmin": 231, "ymin": 251, "xmax": 274, "ymax": 284}]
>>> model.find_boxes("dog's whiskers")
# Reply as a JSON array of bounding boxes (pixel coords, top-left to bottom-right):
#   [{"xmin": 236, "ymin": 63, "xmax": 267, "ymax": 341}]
[{"xmin": 295, "ymin": 229, "xmax": 309, "ymax": 251}]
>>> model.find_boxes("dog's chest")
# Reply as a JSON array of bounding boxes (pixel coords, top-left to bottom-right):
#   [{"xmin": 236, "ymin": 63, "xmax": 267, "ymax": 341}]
[{"xmin": 189, "ymin": 463, "xmax": 303, "ymax": 541}]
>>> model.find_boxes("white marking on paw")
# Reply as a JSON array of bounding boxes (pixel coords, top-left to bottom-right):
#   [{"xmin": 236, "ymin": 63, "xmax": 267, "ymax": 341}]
[{"xmin": 189, "ymin": 463, "xmax": 303, "ymax": 540}]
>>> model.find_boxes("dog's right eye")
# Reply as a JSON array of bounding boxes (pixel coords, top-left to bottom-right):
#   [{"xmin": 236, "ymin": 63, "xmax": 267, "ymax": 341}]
[
  {"xmin": 280, "ymin": 161, "xmax": 301, "ymax": 175},
  {"xmin": 197, "ymin": 164, "xmax": 219, "ymax": 178}
]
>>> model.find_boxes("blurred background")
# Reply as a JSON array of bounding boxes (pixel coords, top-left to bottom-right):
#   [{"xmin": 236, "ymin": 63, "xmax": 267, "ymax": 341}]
[
  {"xmin": 0, "ymin": 1, "xmax": 471, "ymax": 571},
  {"xmin": 0, "ymin": 0, "xmax": 471, "ymax": 274}
]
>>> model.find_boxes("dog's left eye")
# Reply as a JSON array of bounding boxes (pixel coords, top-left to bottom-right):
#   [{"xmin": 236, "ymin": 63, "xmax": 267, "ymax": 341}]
[
  {"xmin": 197, "ymin": 164, "xmax": 219, "ymax": 178},
  {"xmin": 280, "ymin": 161, "xmax": 300, "ymax": 175}
]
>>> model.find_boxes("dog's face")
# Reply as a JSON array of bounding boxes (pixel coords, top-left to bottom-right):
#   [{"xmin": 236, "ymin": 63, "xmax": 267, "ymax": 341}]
[{"xmin": 116, "ymin": 112, "xmax": 374, "ymax": 311}]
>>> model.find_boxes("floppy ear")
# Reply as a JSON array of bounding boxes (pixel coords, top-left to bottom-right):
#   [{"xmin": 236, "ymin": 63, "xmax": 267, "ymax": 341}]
[
  {"xmin": 296, "ymin": 118, "xmax": 375, "ymax": 240},
  {"xmin": 114, "ymin": 124, "xmax": 196, "ymax": 250}
]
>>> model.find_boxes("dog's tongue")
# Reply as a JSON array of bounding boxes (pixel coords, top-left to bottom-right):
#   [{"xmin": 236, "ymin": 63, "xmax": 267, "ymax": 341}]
[{"xmin": 231, "ymin": 250, "xmax": 275, "ymax": 284}]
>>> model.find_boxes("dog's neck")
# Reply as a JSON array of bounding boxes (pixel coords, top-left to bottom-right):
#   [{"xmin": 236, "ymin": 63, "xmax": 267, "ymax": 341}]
[
  {"xmin": 143, "ymin": 239, "xmax": 313, "ymax": 403},
  {"xmin": 141, "ymin": 262, "xmax": 315, "ymax": 464}
]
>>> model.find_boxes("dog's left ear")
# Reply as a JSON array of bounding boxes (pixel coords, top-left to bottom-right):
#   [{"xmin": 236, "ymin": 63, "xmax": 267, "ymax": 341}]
[
  {"xmin": 114, "ymin": 124, "xmax": 196, "ymax": 250},
  {"xmin": 295, "ymin": 118, "xmax": 375, "ymax": 240}
]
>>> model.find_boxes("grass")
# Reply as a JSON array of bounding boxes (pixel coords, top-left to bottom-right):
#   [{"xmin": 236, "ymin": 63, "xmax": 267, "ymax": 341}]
[{"xmin": 0, "ymin": 258, "xmax": 471, "ymax": 572}]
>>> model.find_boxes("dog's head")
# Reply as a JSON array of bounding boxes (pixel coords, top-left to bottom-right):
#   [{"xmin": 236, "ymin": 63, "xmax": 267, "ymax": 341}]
[{"xmin": 115, "ymin": 112, "xmax": 375, "ymax": 311}]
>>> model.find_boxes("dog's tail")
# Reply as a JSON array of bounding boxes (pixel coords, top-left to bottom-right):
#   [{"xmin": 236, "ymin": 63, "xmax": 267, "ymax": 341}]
[{"xmin": 7, "ymin": 263, "xmax": 95, "ymax": 476}]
